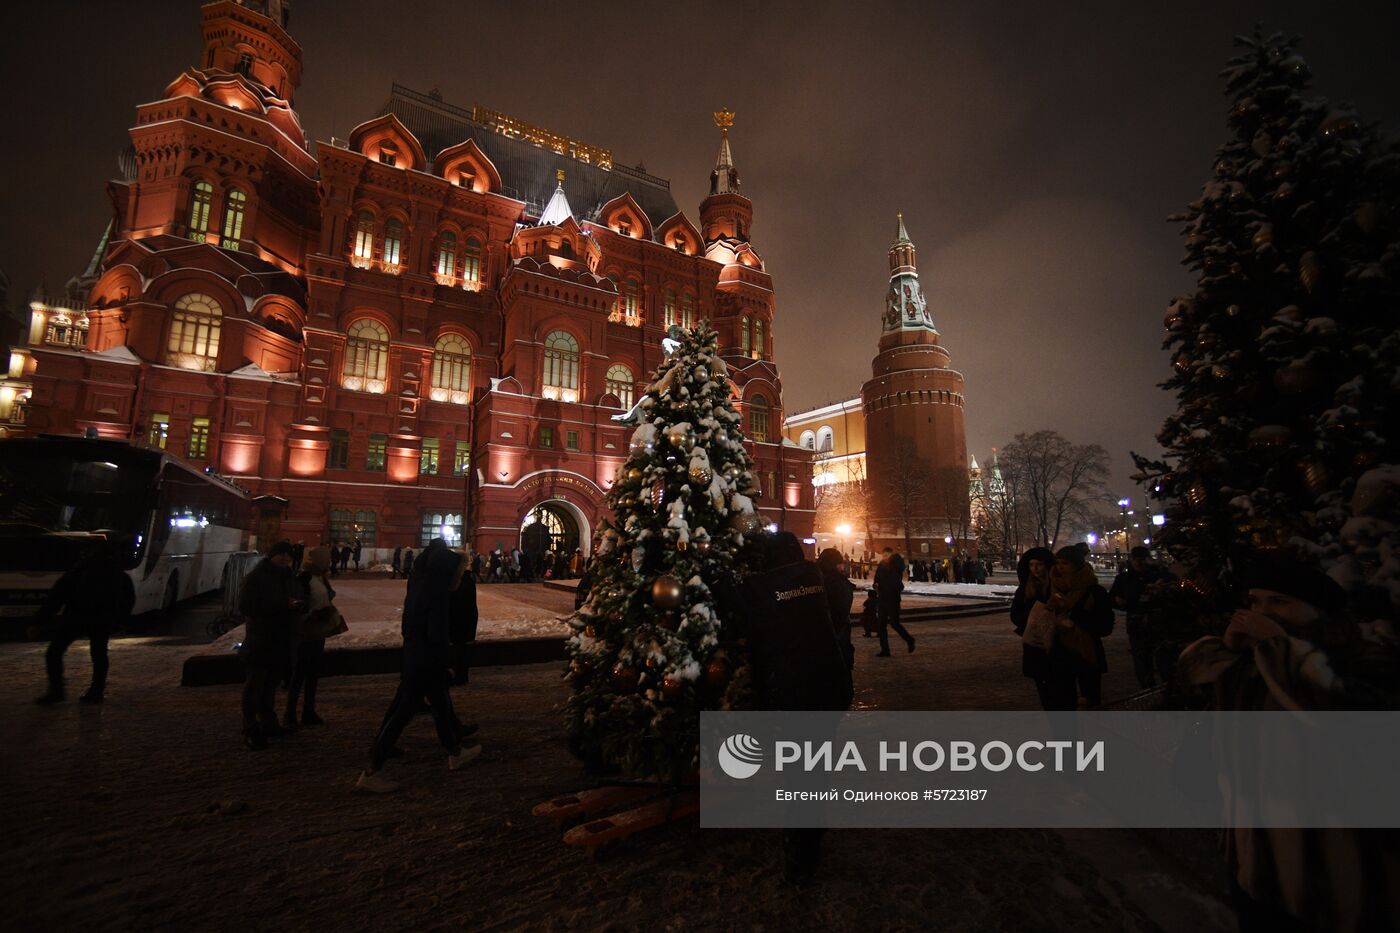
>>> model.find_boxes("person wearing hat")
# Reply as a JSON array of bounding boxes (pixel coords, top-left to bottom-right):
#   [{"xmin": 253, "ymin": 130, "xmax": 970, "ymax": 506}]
[
  {"xmin": 1111, "ymin": 545, "xmax": 1175, "ymax": 688},
  {"xmin": 237, "ymin": 540, "xmax": 305, "ymax": 750},
  {"xmin": 285, "ymin": 545, "xmax": 336, "ymax": 728},
  {"xmin": 817, "ymin": 548, "xmax": 856, "ymax": 682},
  {"xmin": 1179, "ymin": 553, "xmax": 1400, "ymax": 932}
]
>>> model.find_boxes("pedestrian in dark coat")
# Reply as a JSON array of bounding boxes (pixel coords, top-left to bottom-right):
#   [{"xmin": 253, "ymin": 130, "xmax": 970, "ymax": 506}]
[
  {"xmin": 817, "ymin": 548, "xmax": 856, "ymax": 684},
  {"xmin": 237, "ymin": 541, "xmax": 304, "ymax": 749},
  {"xmin": 1012, "ymin": 546, "xmax": 1113, "ymax": 710},
  {"xmin": 286, "ymin": 545, "xmax": 335, "ymax": 727},
  {"xmin": 1110, "ymin": 545, "xmax": 1174, "ymax": 688},
  {"xmin": 352, "ymin": 539, "xmax": 363, "ymax": 572},
  {"xmin": 392, "ymin": 545, "xmax": 403, "ymax": 579},
  {"xmin": 358, "ymin": 546, "xmax": 481, "ymax": 792},
  {"xmin": 859, "ymin": 588, "xmax": 878, "ymax": 638},
  {"xmin": 740, "ymin": 533, "xmax": 853, "ymax": 886},
  {"xmin": 873, "ymin": 548, "xmax": 914, "ymax": 656},
  {"xmin": 449, "ymin": 550, "xmax": 479, "ymax": 687},
  {"xmin": 402, "ymin": 546, "xmax": 416, "ymax": 579},
  {"xmin": 32, "ymin": 540, "xmax": 136, "ymax": 705}
]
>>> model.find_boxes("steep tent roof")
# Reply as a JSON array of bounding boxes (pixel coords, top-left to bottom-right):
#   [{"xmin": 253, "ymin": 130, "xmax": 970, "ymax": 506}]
[{"xmin": 380, "ymin": 84, "xmax": 679, "ymax": 228}]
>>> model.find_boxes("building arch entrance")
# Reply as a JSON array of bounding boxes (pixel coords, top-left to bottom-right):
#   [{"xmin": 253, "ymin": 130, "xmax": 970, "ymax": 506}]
[{"xmin": 520, "ymin": 498, "xmax": 588, "ymax": 560}]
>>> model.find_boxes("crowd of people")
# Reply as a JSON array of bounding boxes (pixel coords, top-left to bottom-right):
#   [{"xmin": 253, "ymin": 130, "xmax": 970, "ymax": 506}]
[{"xmin": 841, "ymin": 551, "xmax": 995, "ymax": 584}]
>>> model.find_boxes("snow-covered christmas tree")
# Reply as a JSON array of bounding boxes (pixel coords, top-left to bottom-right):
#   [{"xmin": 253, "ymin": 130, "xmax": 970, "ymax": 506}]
[
  {"xmin": 565, "ymin": 322, "xmax": 763, "ymax": 781},
  {"xmin": 1136, "ymin": 31, "xmax": 1400, "ymax": 618}
]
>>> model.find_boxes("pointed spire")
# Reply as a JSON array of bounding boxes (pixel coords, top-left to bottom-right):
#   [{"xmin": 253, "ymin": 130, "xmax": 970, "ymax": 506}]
[
  {"xmin": 538, "ymin": 169, "xmax": 573, "ymax": 226},
  {"xmin": 969, "ymin": 454, "xmax": 980, "ymax": 471},
  {"xmin": 710, "ymin": 108, "xmax": 739, "ymax": 196},
  {"xmin": 894, "ymin": 211, "xmax": 911, "ymax": 245}
]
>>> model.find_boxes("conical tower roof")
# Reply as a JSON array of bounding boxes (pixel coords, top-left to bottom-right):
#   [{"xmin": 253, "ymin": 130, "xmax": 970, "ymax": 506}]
[{"xmin": 538, "ymin": 170, "xmax": 573, "ymax": 226}]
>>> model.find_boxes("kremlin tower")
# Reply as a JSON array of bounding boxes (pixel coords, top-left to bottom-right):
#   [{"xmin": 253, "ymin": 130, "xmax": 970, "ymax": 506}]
[{"xmin": 860, "ymin": 214, "xmax": 969, "ymax": 555}]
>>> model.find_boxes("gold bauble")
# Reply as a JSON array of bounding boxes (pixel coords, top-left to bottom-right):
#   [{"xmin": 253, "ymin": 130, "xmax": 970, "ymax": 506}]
[
  {"xmin": 1251, "ymin": 226, "xmax": 1273, "ymax": 248},
  {"xmin": 584, "ymin": 625, "xmax": 597, "ymax": 639},
  {"xmin": 625, "ymin": 467, "xmax": 643, "ymax": 484},
  {"xmin": 651, "ymin": 573, "xmax": 683, "ymax": 609},
  {"xmin": 664, "ymin": 423, "xmax": 695, "ymax": 452},
  {"xmin": 688, "ymin": 464, "xmax": 713, "ymax": 487},
  {"xmin": 662, "ymin": 675, "xmax": 684, "ymax": 701},
  {"xmin": 610, "ymin": 662, "xmax": 639, "ymax": 692},
  {"xmin": 695, "ymin": 538, "xmax": 712, "ymax": 553},
  {"xmin": 703, "ymin": 657, "xmax": 729, "ymax": 690}
]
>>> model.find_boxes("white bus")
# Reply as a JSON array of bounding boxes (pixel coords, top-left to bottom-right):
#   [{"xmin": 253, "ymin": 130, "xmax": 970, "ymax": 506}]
[{"xmin": 0, "ymin": 435, "xmax": 251, "ymax": 619}]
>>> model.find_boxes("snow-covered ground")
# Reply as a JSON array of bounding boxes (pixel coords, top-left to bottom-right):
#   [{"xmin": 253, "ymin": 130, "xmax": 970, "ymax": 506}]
[
  {"xmin": 202, "ymin": 579, "xmax": 575, "ymax": 655},
  {"xmin": 855, "ymin": 580, "xmax": 1018, "ymax": 599}
]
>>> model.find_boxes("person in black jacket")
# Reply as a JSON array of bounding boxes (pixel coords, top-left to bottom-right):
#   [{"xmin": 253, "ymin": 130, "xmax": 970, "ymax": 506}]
[
  {"xmin": 1011, "ymin": 546, "xmax": 1113, "ymax": 710},
  {"xmin": 237, "ymin": 541, "xmax": 304, "ymax": 749},
  {"xmin": 32, "ymin": 539, "xmax": 136, "ymax": 705},
  {"xmin": 817, "ymin": 548, "xmax": 856, "ymax": 684},
  {"xmin": 740, "ymin": 533, "xmax": 853, "ymax": 886},
  {"xmin": 1110, "ymin": 545, "xmax": 1174, "ymax": 688},
  {"xmin": 358, "ymin": 545, "xmax": 481, "ymax": 792},
  {"xmin": 873, "ymin": 548, "xmax": 915, "ymax": 656}
]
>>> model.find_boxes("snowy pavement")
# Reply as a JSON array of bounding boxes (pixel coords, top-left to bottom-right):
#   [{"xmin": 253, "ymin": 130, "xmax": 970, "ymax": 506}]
[{"xmin": 0, "ymin": 610, "xmax": 1235, "ymax": 932}]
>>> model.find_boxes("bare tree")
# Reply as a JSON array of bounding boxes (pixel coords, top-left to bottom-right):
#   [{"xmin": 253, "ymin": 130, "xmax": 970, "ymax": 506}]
[
  {"xmin": 882, "ymin": 438, "xmax": 933, "ymax": 556},
  {"xmin": 814, "ymin": 459, "xmax": 876, "ymax": 553},
  {"xmin": 997, "ymin": 430, "xmax": 1110, "ymax": 550},
  {"xmin": 933, "ymin": 464, "xmax": 973, "ymax": 548}
]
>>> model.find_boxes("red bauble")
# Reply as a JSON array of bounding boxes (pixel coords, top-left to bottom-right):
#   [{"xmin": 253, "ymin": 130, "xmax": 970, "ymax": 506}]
[
  {"xmin": 610, "ymin": 662, "xmax": 640, "ymax": 693},
  {"xmin": 661, "ymin": 675, "xmax": 684, "ymax": 701}
]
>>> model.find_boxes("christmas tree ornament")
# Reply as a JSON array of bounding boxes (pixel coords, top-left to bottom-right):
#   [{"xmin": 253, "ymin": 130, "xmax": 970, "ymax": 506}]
[
  {"xmin": 1164, "ymin": 306, "xmax": 1182, "ymax": 330},
  {"xmin": 703, "ymin": 657, "xmax": 729, "ymax": 690},
  {"xmin": 662, "ymin": 675, "xmax": 684, "ymax": 700},
  {"xmin": 688, "ymin": 463, "xmax": 713, "ymax": 487},
  {"xmin": 1173, "ymin": 354, "xmax": 1192, "ymax": 374},
  {"xmin": 1354, "ymin": 202, "xmax": 1379, "ymax": 233},
  {"xmin": 695, "ymin": 364, "xmax": 709, "ymax": 382},
  {"xmin": 1251, "ymin": 226, "xmax": 1273, "ymax": 248},
  {"xmin": 651, "ymin": 481, "xmax": 666, "ymax": 509},
  {"xmin": 664, "ymin": 423, "xmax": 695, "ymax": 452},
  {"xmin": 1300, "ymin": 460, "xmax": 1328, "ymax": 497},
  {"xmin": 645, "ymin": 656, "xmax": 658, "ymax": 669},
  {"xmin": 1248, "ymin": 424, "xmax": 1293, "ymax": 448},
  {"xmin": 1225, "ymin": 304, "xmax": 1241, "ymax": 317},
  {"xmin": 722, "ymin": 463, "xmax": 741, "ymax": 482},
  {"xmin": 676, "ymin": 537, "xmax": 688, "ymax": 552},
  {"xmin": 1299, "ymin": 252, "xmax": 1321, "ymax": 292},
  {"xmin": 610, "ymin": 662, "xmax": 639, "ymax": 692},
  {"xmin": 728, "ymin": 511, "xmax": 760, "ymax": 535},
  {"xmin": 584, "ymin": 624, "xmax": 597, "ymax": 639},
  {"xmin": 1187, "ymin": 484, "xmax": 1208, "ymax": 510},
  {"xmin": 624, "ymin": 466, "xmax": 642, "ymax": 484},
  {"xmin": 651, "ymin": 573, "xmax": 683, "ymax": 608},
  {"xmin": 695, "ymin": 538, "xmax": 712, "ymax": 553}
]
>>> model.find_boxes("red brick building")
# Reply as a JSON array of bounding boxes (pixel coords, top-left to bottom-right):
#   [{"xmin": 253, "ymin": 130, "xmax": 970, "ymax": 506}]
[{"xmin": 10, "ymin": 0, "xmax": 813, "ymax": 558}]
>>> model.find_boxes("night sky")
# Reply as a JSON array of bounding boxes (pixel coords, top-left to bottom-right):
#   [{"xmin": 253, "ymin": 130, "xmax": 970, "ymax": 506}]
[{"xmin": 3, "ymin": 1, "xmax": 1398, "ymax": 493}]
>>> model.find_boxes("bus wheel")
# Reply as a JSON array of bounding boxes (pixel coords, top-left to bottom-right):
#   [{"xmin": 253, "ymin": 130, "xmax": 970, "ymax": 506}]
[{"xmin": 162, "ymin": 573, "xmax": 180, "ymax": 617}]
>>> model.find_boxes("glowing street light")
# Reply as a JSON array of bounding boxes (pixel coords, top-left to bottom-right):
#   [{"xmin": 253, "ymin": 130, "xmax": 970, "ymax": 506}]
[
  {"xmin": 836, "ymin": 523, "xmax": 852, "ymax": 536},
  {"xmin": 1086, "ymin": 532, "xmax": 1098, "ymax": 546}
]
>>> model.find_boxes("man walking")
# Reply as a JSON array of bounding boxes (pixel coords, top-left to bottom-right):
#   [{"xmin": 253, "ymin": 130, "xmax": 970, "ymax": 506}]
[
  {"xmin": 1110, "ymin": 545, "xmax": 1173, "ymax": 688},
  {"xmin": 32, "ymin": 539, "xmax": 136, "ymax": 705},
  {"xmin": 352, "ymin": 538, "xmax": 363, "ymax": 572},
  {"xmin": 873, "ymin": 547, "xmax": 914, "ymax": 656},
  {"xmin": 392, "ymin": 544, "xmax": 403, "ymax": 578},
  {"xmin": 237, "ymin": 541, "xmax": 304, "ymax": 750}
]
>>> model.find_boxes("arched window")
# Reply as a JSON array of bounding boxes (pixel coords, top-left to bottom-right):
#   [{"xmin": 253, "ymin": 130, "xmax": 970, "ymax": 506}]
[
  {"xmin": 343, "ymin": 318, "xmax": 389, "ymax": 391},
  {"xmin": 382, "ymin": 218, "xmax": 404, "ymax": 267},
  {"xmin": 741, "ymin": 315, "xmax": 751, "ymax": 354},
  {"xmin": 167, "ymin": 293, "xmax": 223, "ymax": 371},
  {"xmin": 188, "ymin": 181, "xmax": 213, "ymax": 240},
  {"xmin": 605, "ymin": 363, "xmax": 634, "ymax": 408},
  {"xmin": 799, "ymin": 430, "xmax": 816, "ymax": 451},
  {"xmin": 462, "ymin": 237, "xmax": 482, "ymax": 285},
  {"xmin": 817, "ymin": 425, "xmax": 834, "ymax": 453},
  {"xmin": 748, "ymin": 394, "xmax": 771, "ymax": 443},
  {"xmin": 754, "ymin": 318, "xmax": 765, "ymax": 357},
  {"xmin": 681, "ymin": 292, "xmax": 696, "ymax": 328},
  {"xmin": 541, "ymin": 331, "xmax": 579, "ymax": 403},
  {"xmin": 352, "ymin": 211, "xmax": 375, "ymax": 261},
  {"xmin": 436, "ymin": 231, "xmax": 457, "ymax": 279},
  {"xmin": 220, "ymin": 190, "xmax": 247, "ymax": 250},
  {"xmin": 663, "ymin": 288, "xmax": 678, "ymax": 328},
  {"xmin": 431, "ymin": 333, "xmax": 472, "ymax": 404}
]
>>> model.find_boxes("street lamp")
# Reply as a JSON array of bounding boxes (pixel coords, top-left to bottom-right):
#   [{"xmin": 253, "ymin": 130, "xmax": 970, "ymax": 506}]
[{"xmin": 1117, "ymin": 497, "xmax": 1132, "ymax": 555}]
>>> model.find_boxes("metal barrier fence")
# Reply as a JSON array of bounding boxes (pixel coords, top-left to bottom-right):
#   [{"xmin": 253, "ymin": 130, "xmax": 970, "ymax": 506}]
[{"xmin": 208, "ymin": 551, "xmax": 263, "ymax": 638}]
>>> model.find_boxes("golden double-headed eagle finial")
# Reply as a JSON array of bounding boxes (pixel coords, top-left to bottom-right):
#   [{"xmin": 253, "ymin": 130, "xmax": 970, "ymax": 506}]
[{"xmin": 713, "ymin": 108, "xmax": 735, "ymax": 137}]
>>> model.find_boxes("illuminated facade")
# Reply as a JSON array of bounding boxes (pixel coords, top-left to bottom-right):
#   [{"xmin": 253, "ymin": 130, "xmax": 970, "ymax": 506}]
[{"xmin": 12, "ymin": 0, "xmax": 813, "ymax": 555}]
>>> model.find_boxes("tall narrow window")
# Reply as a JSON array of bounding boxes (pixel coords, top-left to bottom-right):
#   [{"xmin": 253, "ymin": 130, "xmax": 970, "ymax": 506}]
[
  {"xmin": 452, "ymin": 444, "xmax": 470, "ymax": 477},
  {"xmin": 681, "ymin": 292, "xmax": 696, "ymax": 328},
  {"xmin": 566, "ymin": 430, "xmax": 580, "ymax": 451},
  {"xmin": 754, "ymin": 318, "xmax": 765, "ymax": 357},
  {"xmin": 343, "ymin": 318, "xmax": 389, "ymax": 391},
  {"xmin": 420, "ymin": 437, "xmax": 439, "ymax": 475},
  {"xmin": 436, "ymin": 231, "xmax": 456, "ymax": 279},
  {"xmin": 188, "ymin": 181, "xmax": 213, "ymax": 240},
  {"xmin": 236, "ymin": 52, "xmax": 253, "ymax": 77},
  {"xmin": 149, "ymin": 412, "xmax": 171, "ymax": 449},
  {"xmin": 748, "ymin": 394, "xmax": 770, "ymax": 443},
  {"xmin": 431, "ymin": 334, "xmax": 472, "ymax": 403},
  {"xmin": 462, "ymin": 237, "xmax": 482, "ymax": 285},
  {"xmin": 539, "ymin": 426, "xmax": 554, "ymax": 449},
  {"xmin": 541, "ymin": 331, "xmax": 579, "ymax": 403},
  {"xmin": 331, "ymin": 509, "xmax": 378, "ymax": 546},
  {"xmin": 605, "ymin": 363, "xmax": 634, "ymax": 408},
  {"xmin": 382, "ymin": 218, "xmax": 403, "ymax": 267},
  {"xmin": 366, "ymin": 433, "xmax": 387, "ymax": 471},
  {"xmin": 328, "ymin": 429, "xmax": 350, "ymax": 469},
  {"xmin": 607, "ymin": 274, "xmax": 621, "ymax": 321},
  {"xmin": 817, "ymin": 425, "xmax": 834, "ymax": 453},
  {"xmin": 741, "ymin": 315, "xmax": 751, "ymax": 354},
  {"xmin": 167, "ymin": 293, "xmax": 223, "ymax": 371},
  {"xmin": 220, "ymin": 190, "xmax": 246, "ymax": 249},
  {"xmin": 663, "ymin": 288, "xmax": 678, "ymax": 327},
  {"xmin": 187, "ymin": 417, "xmax": 211, "ymax": 459},
  {"xmin": 623, "ymin": 278, "xmax": 640, "ymax": 324},
  {"xmin": 421, "ymin": 512, "xmax": 463, "ymax": 547},
  {"xmin": 352, "ymin": 211, "xmax": 375, "ymax": 262}
]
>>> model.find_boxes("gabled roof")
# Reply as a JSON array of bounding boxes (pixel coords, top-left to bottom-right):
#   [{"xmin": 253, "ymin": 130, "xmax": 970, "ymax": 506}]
[{"xmin": 380, "ymin": 84, "xmax": 680, "ymax": 228}]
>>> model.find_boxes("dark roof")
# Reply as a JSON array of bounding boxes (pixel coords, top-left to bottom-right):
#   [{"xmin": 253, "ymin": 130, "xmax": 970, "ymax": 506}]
[{"xmin": 380, "ymin": 84, "xmax": 681, "ymax": 228}]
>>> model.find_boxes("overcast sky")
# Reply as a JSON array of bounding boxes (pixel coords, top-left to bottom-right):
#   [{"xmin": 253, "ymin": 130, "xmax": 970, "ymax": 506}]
[{"xmin": 3, "ymin": 1, "xmax": 1398, "ymax": 493}]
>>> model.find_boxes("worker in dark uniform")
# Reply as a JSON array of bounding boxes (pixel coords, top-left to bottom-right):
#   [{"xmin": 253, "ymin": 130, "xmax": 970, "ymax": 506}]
[
  {"xmin": 873, "ymin": 547, "xmax": 915, "ymax": 656},
  {"xmin": 33, "ymin": 538, "xmax": 136, "ymax": 705},
  {"xmin": 741, "ymin": 532, "xmax": 853, "ymax": 886}
]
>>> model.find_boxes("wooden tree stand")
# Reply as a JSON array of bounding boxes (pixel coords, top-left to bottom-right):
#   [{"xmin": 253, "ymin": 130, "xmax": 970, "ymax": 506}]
[{"xmin": 533, "ymin": 781, "xmax": 700, "ymax": 853}]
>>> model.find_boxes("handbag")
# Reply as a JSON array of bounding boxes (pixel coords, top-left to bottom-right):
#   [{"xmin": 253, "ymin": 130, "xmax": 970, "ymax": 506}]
[
  {"xmin": 302, "ymin": 605, "xmax": 348, "ymax": 640},
  {"xmin": 1020, "ymin": 600, "xmax": 1057, "ymax": 652}
]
